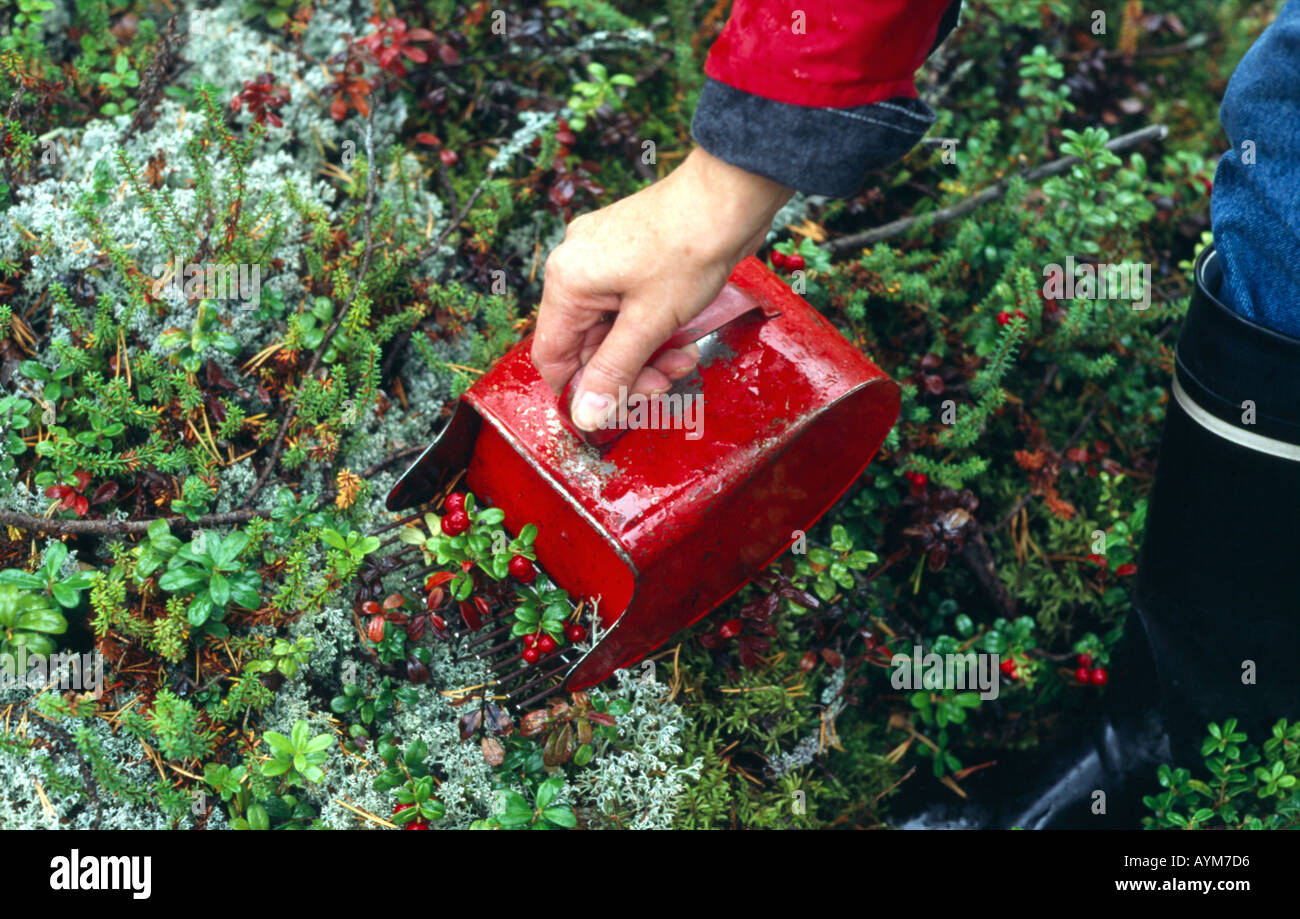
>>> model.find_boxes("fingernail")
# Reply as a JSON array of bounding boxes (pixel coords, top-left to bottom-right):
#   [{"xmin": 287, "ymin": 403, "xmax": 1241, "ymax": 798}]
[
  {"xmin": 667, "ymin": 343, "xmax": 700, "ymax": 379},
  {"xmin": 573, "ymin": 390, "xmax": 614, "ymax": 431}
]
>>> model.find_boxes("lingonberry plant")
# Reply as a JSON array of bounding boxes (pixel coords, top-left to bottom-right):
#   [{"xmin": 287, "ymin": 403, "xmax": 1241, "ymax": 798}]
[
  {"xmin": 1144, "ymin": 719, "xmax": 1300, "ymax": 829},
  {"xmin": 398, "ymin": 491, "xmax": 538, "ymax": 600}
]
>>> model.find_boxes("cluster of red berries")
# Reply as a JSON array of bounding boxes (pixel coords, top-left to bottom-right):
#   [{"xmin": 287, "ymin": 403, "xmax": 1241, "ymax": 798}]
[
  {"xmin": 521, "ymin": 623, "xmax": 586, "ymax": 664},
  {"xmin": 393, "ymin": 802, "xmax": 429, "ymax": 830},
  {"xmin": 999, "ymin": 658, "xmax": 1019, "ymax": 680},
  {"xmin": 996, "ymin": 309, "xmax": 1029, "ymax": 326},
  {"xmin": 1083, "ymin": 554, "xmax": 1137, "ymax": 578},
  {"xmin": 440, "ymin": 493, "xmax": 538, "ymax": 582},
  {"xmin": 903, "ymin": 470, "xmax": 928, "ymax": 490},
  {"xmin": 440, "ymin": 492, "xmax": 471, "ymax": 535},
  {"xmin": 770, "ymin": 249, "xmax": 806, "ymax": 272},
  {"xmin": 1074, "ymin": 653, "xmax": 1108, "ymax": 686},
  {"xmin": 508, "ymin": 555, "xmax": 535, "ymax": 583}
]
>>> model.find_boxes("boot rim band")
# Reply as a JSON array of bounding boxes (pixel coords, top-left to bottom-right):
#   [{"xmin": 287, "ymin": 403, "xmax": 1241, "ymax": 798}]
[
  {"xmin": 1171, "ymin": 374, "xmax": 1300, "ymax": 462},
  {"xmin": 1171, "ymin": 245, "xmax": 1300, "ymax": 447}
]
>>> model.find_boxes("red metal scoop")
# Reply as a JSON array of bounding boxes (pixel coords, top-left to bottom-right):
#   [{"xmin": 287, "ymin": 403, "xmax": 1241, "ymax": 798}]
[{"xmin": 387, "ymin": 255, "xmax": 898, "ymax": 697}]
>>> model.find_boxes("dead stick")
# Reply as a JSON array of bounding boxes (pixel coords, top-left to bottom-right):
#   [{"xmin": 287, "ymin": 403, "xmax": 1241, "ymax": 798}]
[
  {"xmin": 827, "ymin": 124, "xmax": 1168, "ymax": 254},
  {"xmin": 0, "ymin": 509, "xmax": 259, "ymax": 537}
]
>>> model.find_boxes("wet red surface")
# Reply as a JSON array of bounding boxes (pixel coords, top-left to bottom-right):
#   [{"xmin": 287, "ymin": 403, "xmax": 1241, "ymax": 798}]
[{"xmin": 391, "ymin": 256, "xmax": 899, "ymax": 688}]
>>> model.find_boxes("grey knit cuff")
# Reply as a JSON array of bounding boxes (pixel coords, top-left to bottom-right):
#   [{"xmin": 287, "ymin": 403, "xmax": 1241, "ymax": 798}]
[{"xmin": 690, "ymin": 77, "xmax": 937, "ymax": 198}]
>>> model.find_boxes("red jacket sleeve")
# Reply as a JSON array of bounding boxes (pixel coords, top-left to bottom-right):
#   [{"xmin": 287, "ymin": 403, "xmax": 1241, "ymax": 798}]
[
  {"xmin": 691, "ymin": 1, "xmax": 961, "ymax": 197},
  {"xmin": 704, "ymin": 0, "xmax": 957, "ymax": 108}
]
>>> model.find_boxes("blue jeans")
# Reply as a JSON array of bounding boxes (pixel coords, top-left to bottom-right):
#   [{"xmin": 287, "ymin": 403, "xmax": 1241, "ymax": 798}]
[{"xmin": 1212, "ymin": 0, "xmax": 1300, "ymax": 338}]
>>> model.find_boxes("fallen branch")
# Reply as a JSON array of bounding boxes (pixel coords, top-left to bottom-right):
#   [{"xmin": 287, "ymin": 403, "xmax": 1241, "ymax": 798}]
[
  {"xmin": 827, "ymin": 123, "xmax": 1168, "ymax": 254},
  {"xmin": 0, "ymin": 509, "xmax": 259, "ymax": 537},
  {"xmin": 960, "ymin": 529, "xmax": 1016, "ymax": 619}
]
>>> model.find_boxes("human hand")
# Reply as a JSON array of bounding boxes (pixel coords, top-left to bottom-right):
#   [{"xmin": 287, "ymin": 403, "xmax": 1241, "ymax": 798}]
[{"xmin": 531, "ymin": 146, "xmax": 793, "ymax": 432}]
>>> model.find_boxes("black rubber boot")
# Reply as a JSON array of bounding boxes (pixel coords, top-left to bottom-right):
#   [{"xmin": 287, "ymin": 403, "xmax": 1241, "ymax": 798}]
[{"xmin": 890, "ymin": 245, "xmax": 1300, "ymax": 829}]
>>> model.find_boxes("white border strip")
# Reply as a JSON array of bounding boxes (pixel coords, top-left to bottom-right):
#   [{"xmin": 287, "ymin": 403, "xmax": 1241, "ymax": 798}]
[{"xmin": 1172, "ymin": 375, "xmax": 1300, "ymax": 462}]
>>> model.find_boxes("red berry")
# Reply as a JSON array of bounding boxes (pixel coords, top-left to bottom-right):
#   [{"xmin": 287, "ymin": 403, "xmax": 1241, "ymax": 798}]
[
  {"xmin": 1077, "ymin": 653, "xmax": 1093, "ymax": 668},
  {"xmin": 439, "ymin": 149, "xmax": 459, "ymax": 167},
  {"xmin": 444, "ymin": 492, "xmax": 466, "ymax": 512},
  {"xmin": 393, "ymin": 802, "xmax": 414, "ymax": 815},
  {"xmin": 1000, "ymin": 659, "xmax": 1016, "ymax": 676},
  {"xmin": 719, "ymin": 618, "xmax": 742, "ymax": 640},
  {"xmin": 523, "ymin": 633, "xmax": 536, "ymax": 648},
  {"xmin": 565, "ymin": 624, "xmax": 587, "ymax": 643},
  {"xmin": 522, "ymin": 646, "xmax": 540, "ymax": 664},
  {"xmin": 508, "ymin": 555, "xmax": 536, "ymax": 583},
  {"xmin": 406, "ymin": 819, "xmax": 430, "ymax": 830},
  {"xmin": 1075, "ymin": 666, "xmax": 1092, "ymax": 685},
  {"xmin": 771, "ymin": 251, "xmax": 788, "ymax": 269},
  {"xmin": 786, "ymin": 253, "xmax": 806, "ymax": 271},
  {"xmin": 537, "ymin": 634, "xmax": 557, "ymax": 654},
  {"xmin": 1089, "ymin": 667, "xmax": 1109, "ymax": 686},
  {"xmin": 910, "ymin": 472, "xmax": 928, "ymax": 488},
  {"xmin": 997, "ymin": 311, "xmax": 1013, "ymax": 326},
  {"xmin": 440, "ymin": 510, "xmax": 470, "ymax": 536}
]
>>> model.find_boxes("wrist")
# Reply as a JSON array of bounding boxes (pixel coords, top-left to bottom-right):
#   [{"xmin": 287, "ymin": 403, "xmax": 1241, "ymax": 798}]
[{"xmin": 674, "ymin": 147, "xmax": 794, "ymax": 265}]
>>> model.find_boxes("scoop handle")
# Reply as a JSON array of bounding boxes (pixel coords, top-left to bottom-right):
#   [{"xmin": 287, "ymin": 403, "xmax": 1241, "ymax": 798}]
[{"xmin": 557, "ymin": 283, "xmax": 772, "ymax": 448}]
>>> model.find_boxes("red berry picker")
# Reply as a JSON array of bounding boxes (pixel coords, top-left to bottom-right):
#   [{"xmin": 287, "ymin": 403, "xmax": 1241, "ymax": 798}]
[{"xmin": 387, "ymin": 257, "xmax": 900, "ymax": 707}]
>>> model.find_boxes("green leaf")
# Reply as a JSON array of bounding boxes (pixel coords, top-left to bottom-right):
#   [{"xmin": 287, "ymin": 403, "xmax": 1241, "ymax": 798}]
[
  {"xmin": 261, "ymin": 758, "xmax": 291, "ymax": 777},
  {"xmin": 543, "ymin": 806, "xmax": 577, "ymax": 828},
  {"xmin": 246, "ymin": 803, "xmax": 270, "ymax": 831},
  {"xmin": 217, "ymin": 531, "xmax": 250, "ymax": 566},
  {"xmin": 399, "ymin": 528, "xmax": 427, "ymax": 546},
  {"xmin": 15, "ymin": 607, "xmax": 67, "ymax": 634},
  {"xmin": 496, "ymin": 791, "xmax": 533, "ymax": 826},
  {"xmin": 0, "ymin": 570, "xmax": 44, "ymax": 590},
  {"xmin": 535, "ymin": 776, "xmax": 562, "ymax": 809},
  {"xmin": 404, "ymin": 739, "xmax": 428, "ymax": 767},
  {"xmin": 42, "ymin": 542, "xmax": 68, "ymax": 574},
  {"xmin": 846, "ymin": 550, "xmax": 878, "ymax": 569},
  {"xmin": 158, "ymin": 566, "xmax": 205, "ymax": 592},
  {"xmin": 9, "ymin": 632, "xmax": 54, "ymax": 655},
  {"xmin": 208, "ymin": 571, "xmax": 230, "ymax": 608},
  {"xmin": 321, "ymin": 529, "xmax": 348, "ymax": 551},
  {"xmin": 263, "ymin": 731, "xmax": 294, "ymax": 755},
  {"xmin": 229, "ymin": 577, "xmax": 261, "ymax": 610}
]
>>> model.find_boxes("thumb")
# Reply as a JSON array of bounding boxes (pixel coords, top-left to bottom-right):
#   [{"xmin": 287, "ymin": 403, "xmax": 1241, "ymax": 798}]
[{"xmin": 568, "ymin": 302, "xmax": 682, "ymax": 432}]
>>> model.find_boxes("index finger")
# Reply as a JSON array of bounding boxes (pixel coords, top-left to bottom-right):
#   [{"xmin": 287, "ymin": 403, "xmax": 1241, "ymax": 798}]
[{"xmin": 530, "ymin": 261, "xmax": 618, "ymax": 396}]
